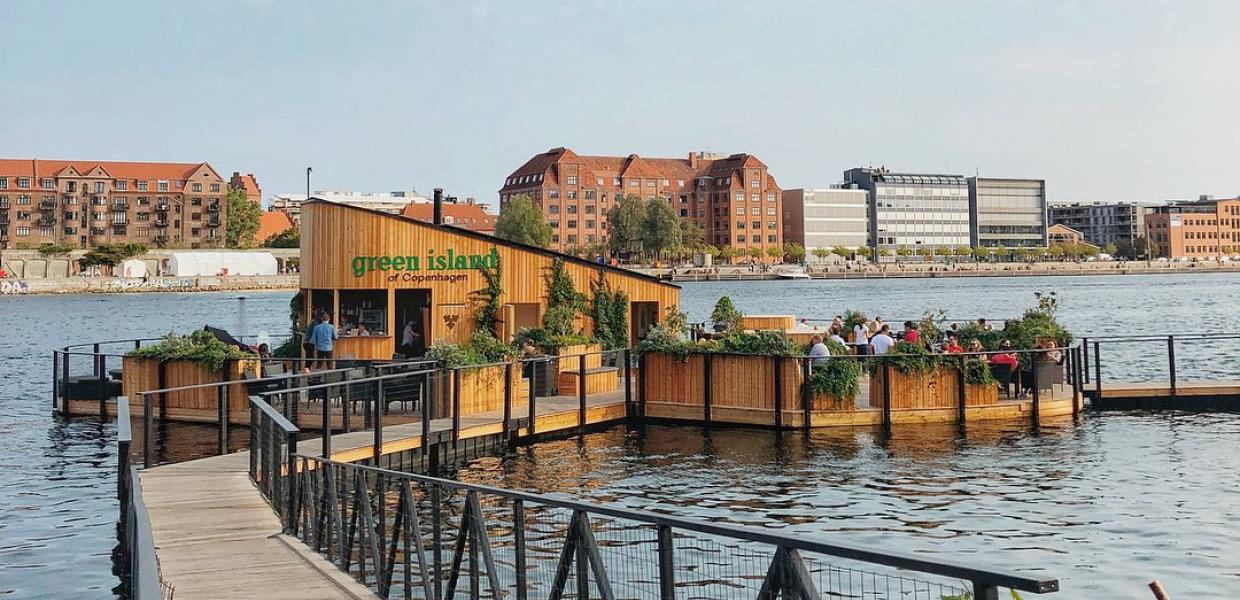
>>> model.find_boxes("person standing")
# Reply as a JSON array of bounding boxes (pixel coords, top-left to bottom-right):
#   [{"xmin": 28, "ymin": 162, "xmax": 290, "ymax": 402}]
[
  {"xmin": 308, "ymin": 312, "xmax": 338, "ymax": 369},
  {"xmin": 853, "ymin": 320, "xmax": 871, "ymax": 356},
  {"xmin": 870, "ymin": 325, "xmax": 896, "ymax": 355}
]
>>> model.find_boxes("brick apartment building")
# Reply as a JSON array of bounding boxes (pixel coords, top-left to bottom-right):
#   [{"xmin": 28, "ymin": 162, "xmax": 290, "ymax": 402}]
[
  {"xmin": 0, "ymin": 159, "xmax": 228, "ymax": 250},
  {"xmin": 1146, "ymin": 197, "xmax": 1240, "ymax": 260},
  {"xmin": 499, "ymin": 147, "xmax": 783, "ymax": 257},
  {"xmin": 230, "ymin": 172, "xmax": 263, "ymax": 205}
]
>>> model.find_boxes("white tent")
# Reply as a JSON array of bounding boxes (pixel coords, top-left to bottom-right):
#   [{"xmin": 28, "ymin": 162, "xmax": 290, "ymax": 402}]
[
  {"xmin": 167, "ymin": 252, "xmax": 279, "ymax": 277},
  {"xmin": 120, "ymin": 258, "xmax": 148, "ymax": 278}
]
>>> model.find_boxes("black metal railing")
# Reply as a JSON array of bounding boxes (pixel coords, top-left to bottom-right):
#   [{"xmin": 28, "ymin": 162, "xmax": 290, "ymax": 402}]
[
  {"xmin": 1079, "ymin": 332, "xmax": 1240, "ymax": 398},
  {"xmin": 274, "ymin": 454, "xmax": 1059, "ymax": 600},
  {"xmin": 115, "ymin": 398, "xmax": 175, "ymax": 600}
]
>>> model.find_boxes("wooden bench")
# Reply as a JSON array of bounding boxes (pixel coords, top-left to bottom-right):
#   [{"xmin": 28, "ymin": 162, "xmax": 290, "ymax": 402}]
[{"xmin": 556, "ymin": 367, "xmax": 620, "ymax": 396}]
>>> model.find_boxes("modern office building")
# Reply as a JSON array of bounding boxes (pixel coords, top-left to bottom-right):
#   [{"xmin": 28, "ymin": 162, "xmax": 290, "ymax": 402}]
[
  {"xmin": 0, "ymin": 158, "xmax": 228, "ymax": 249},
  {"xmin": 968, "ymin": 177, "xmax": 1047, "ymax": 248},
  {"xmin": 272, "ymin": 190, "xmax": 430, "ymax": 225},
  {"xmin": 1145, "ymin": 197, "xmax": 1240, "ymax": 260},
  {"xmin": 842, "ymin": 167, "xmax": 971, "ymax": 257},
  {"xmin": 782, "ymin": 187, "xmax": 869, "ymax": 254},
  {"xmin": 501, "ymin": 147, "xmax": 783, "ymax": 256},
  {"xmin": 1047, "ymin": 202, "xmax": 1156, "ymax": 247}
]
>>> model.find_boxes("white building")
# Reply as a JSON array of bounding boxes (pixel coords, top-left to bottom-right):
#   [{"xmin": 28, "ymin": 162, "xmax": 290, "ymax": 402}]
[
  {"xmin": 271, "ymin": 190, "xmax": 430, "ymax": 224},
  {"xmin": 783, "ymin": 188, "xmax": 870, "ymax": 258}
]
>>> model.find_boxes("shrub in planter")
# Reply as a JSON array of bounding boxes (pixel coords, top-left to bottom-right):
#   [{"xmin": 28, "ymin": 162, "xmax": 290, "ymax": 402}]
[
  {"xmin": 713, "ymin": 329, "xmax": 797, "ymax": 356},
  {"xmin": 879, "ymin": 340, "xmax": 941, "ymax": 375},
  {"xmin": 710, "ymin": 296, "xmax": 743, "ymax": 331},
  {"xmin": 127, "ymin": 330, "xmax": 250, "ymax": 371},
  {"xmin": 806, "ymin": 340, "xmax": 861, "ymax": 403}
]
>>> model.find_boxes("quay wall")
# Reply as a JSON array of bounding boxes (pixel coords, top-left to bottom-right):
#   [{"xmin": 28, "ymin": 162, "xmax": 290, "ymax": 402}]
[
  {"xmin": 1, "ymin": 274, "xmax": 298, "ymax": 295},
  {"xmin": 654, "ymin": 261, "xmax": 1240, "ymax": 281}
]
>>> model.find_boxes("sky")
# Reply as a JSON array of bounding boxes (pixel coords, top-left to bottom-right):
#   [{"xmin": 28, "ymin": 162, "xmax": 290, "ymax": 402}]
[{"xmin": 2, "ymin": 1, "xmax": 1238, "ymax": 206}]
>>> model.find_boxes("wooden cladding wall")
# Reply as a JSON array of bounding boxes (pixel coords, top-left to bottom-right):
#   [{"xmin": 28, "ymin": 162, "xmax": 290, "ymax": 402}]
[
  {"xmin": 121, "ymin": 357, "xmax": 256, "ymax": 414},
  {"xmin": 871, "ymin": 364, "xmax": 998, "ymax": 409},
  {"xmin": 641, "ymin": 353, "xmax": 854, "ymax": 412},
  {"xmin": 738, "ymin": 315, "xmax": 796, "ymax": 331},
  {"xmin": 300, "ymin": 202, "xmax": 680, "ymax": 347}
]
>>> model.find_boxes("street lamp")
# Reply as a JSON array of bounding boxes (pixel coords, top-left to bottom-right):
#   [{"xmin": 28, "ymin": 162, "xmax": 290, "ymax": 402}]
[{"xmin": 306, "ymin": 167, "xmax": 312, "ymax": 199}]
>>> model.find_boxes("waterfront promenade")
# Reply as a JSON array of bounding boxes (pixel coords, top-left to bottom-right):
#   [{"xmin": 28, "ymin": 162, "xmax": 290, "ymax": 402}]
[{"xmin": 138, "ymin": 392, "xmax": 628, "ymax": 599}]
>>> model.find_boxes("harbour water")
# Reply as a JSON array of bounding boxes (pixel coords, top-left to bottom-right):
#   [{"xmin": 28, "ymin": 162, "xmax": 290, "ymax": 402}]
[{"xmin": 2, "ymin": 272, "xmax": 1239, "ymax": 597}]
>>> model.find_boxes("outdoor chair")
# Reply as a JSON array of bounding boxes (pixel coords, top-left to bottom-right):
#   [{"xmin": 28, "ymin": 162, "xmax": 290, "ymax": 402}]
[{"xmin": 989, "ymin": 363, "xmax": 1015, "ymax": 398}]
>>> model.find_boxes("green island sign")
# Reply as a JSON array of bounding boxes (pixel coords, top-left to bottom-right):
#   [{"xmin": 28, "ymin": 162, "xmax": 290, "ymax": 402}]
[{"xmin": 351, "ymin": 247, "xmax": 498, "ymax": 279}]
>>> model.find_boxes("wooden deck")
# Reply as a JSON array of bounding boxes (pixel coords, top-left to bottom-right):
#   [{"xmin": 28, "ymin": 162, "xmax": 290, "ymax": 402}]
[
  {"xmin": 1086, "ymin": 380, "xmax": 1240, "ymax": 410},
  {"xmin": 139, "ymin": 389, "xmax": 630, "ymax": 599}
]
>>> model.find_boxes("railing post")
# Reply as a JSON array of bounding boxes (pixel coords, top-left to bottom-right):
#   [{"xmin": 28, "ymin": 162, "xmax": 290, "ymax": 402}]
[
  {"xmin": 881, "ymin": 360, "xmax": 892, "ymax": 432},
  {"xmin": 61, "ymin": 348, "xmax": 70, "ymax": 415},
  {"xmin": 1031, "ymin": 356, "xmax": 1041, "ymax": 427},
  {"xmin": 639, "ymin": 352, "xmax": 648, "ymax": 419},
  {"xmin": 514, "ymin": 498, "xmax": 527, "ymax": 600},
  {"xmin": 1093, "ymin": 341, "xmax": 1102, "ymax": 395},
  {"xmin": 93, "ymin": 343, "xmax": 101, "ymax": 378},
  {"xmin": 623, "ymin": 348, "xmax": 633, "ymax": 419},
  {"xmin": 1167, "ymin": 335, "xmax": 1177, "ymax": 399},
  {"xmin": 373, "ymin": 379, "xmax": 384, "ymax": 466},
  {"xmin": 528, "ymin": 361, "xmax": 537, "ymax": 437},
  {"xmin": 801, "ymin": 357, "xmax": 811, "ymax": 427},
  {"xmin": 52, "ymin": 350, "xmax": 59, "ymax": 411},
  {"xmin": 249, "ymin": 400, "xmax": 258, "ymax": 480},
  {"xmin": 321, "ymin": 379, "xmax": 332, "ymax": 458},
  {"xmin": 703, "ymin": 352, "xmax": 713, "ymax": 425},
  {"xmin": 1081, "ymin": 337, "xmax": 1090, "ymax": 384},
  {"xmin": 773, "ymin": 355, "xmax": 784, "ymax": 430},
  {"xmin": 218, "ymin": 362, "xmax": 231, "ymax": 455},
  {"xmin": 342, "ymin": 370, "xmax": 352, "ymax": 433},
  {"xmin": 656, "ymin": 524, "xmax": 675, "ymax": 600},
  {"xmin": 973, "ymin": 581, "xmax": 999, "ymax": 600},
  {"xmin": 451, "ymin": 368, "xmax": 461, "ymax": 445},
  {"xmin": 286, "ymin": 430, "xmax": 298, "ymax": 534},
  {"xmin": 956, "ymin": 356, "xmax": 968, "ymax": 425},
  {"xmin": 143, "ymin": 393, "xmax": 153, "ymax": 468},
  {"xmin": 503, "ymin": 361, "xmax": 513, "ymax": 440},
  {"xmin": 577, "ymin": 354, "xmax": 587, "ymax": 432},
  {"xmin": 431, "ymin": 483, "xmax": 443, "ymax": 600}
]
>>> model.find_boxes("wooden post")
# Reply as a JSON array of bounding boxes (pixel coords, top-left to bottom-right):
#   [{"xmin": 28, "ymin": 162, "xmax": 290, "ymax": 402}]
[
  {"xmin": 638, "ymin": 352, "xmax": 647, "ymax": 419},
  {"xmin": 703, "ymin": 352, "xmax": 713, "ymax": 425},
  {"xmin": 373, "ymin": 379, "xmax": 384, "ymax": 466},
  {"xmin": 503, "ymin": 362, "xmax": 513, "ymax": 440},
  {"xmin": 218, "ymin": 360, "xmax": 231, "ymax": 455},
  {"xmin": 143, "ymin": 393, "xmax": 153, "ymax": 468},
  {"xmin": 527, "ymin": 361, "xmax": 537, "ymax": 437},
  {"xmin": 1081, "ymin": 336, "xmax": 1090, "ymax": 384},
  {"xmin": 801, "ymin": 357, "xmax": 811, "ymax": 427},
  {"xmin": 1167, "ymin": 336, "xmax": 1177, "ymax": 399},
  {"xmin": 881, "ymin": 361, "xmax": 892, "ymax": 432},
  {"xmin": 60, "ymin": 348, "xmax": 70, "ymax": 415},
  {"xmin": 656, "ymin": 524, "xmax": 675, "ymax": 600},
  {"xmin": 577, "ymin": 354, "xmax": 587, "ymax": 432},
  {"xmin": 956, "ymin": 357, "xmax": 967, "ymax": 425},
  {"xmin": 452, "ymin": 368, "xmax": 461, "ymax": 445},
  {"xmin": 773, "ymin": 355, "xmax": 784, "ymax": 430},
  {"xmin": 52, "ymin": 350, "xmax": 59, "ymax": 411},
  {"xmin": 623, "ymin": 349, "xmax": 633, "ymax": 420},
  {"xmin": 1149, "ymin": 580, "xmax": 1171, "ymax": 600},
  {"xmin": 1093, "ymin": 340, "xmax": 1102, "ymax": 395},
  {"xmin": 1031, "ymin": 357, "xmax": 1041, "ymax": 427}
]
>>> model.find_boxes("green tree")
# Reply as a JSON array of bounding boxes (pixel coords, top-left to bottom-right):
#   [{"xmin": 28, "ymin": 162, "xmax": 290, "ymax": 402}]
[
  {"xmin": 854, "ymin": 246, "xmax": 872, "ymax": 261},
  {"xmin": 37, "ymin": 242, "xmax": 75, "ymax": 256},
  {"xmin": 79, "ymin": 243, "xmax": 148, "ymax": 273},
  {"xmin": 879, "ymin": 248, "xmax": 893, "ymax": 257},
  {"xmin": 994, "ymin": 246, "xmax": 1010, "ymax": 261},
  {"xmin": 225, "ymin": 186, "xmax": 261, "ymax": 248},
  {"xmin": 915, "ymin": 246, "xmax": 932, "ymax": 258},
  {"xmin": 953, "ymin": 246, "xmax": 971, "ymax": 257},
  {"xmin": 679, "ymin": 217, "xmax": 706, "ymax": 252},
  {"xmin": 606, "ymin": 194, "xmax": 647, "ymax": 257},
  {"xmin": 896, "ymin": 246, "xmax": 913, "ymax": 257},
  {"xmin": 810, "ymin": 247, "xmax": 831, "ymax": 262},
  {"xmin": 783, "ymin": 243, "xmax": 806, "ymax": 263},
  {"xmin": 1102, "ymin": 242, "xmax": 1118, "ymax": 256},
  {"xmin": 934, "ymin": 245, "xmax": 951, "ymax": 258},
  {"xmin": 766, "ymin": 245, "xmax": 785, "ymax": 261},
  {"xmin": 263, "ymin": 228, "xmax": 299, "ymax": 248},
  {"xmin": 703, "ymin": 245, "xmax": 721, "ymax": 258},
  {"xmin": 719, "ymin": 246, "xmax": 738, "ymax": 261},
  {"xmin": 971, "ymin": 246, "xmax": 990, "ymax": 261},
  {"xmin": 746, "ymin": 247, "xmax": 764, "ymax": 261},
  {"xmin": 495, "ymin": 194, "xmax": 553, "ymax": 248},
  {"xmin": 641, "ymin": 198, "xmax": 682, "ymax": 259},
  {"xmin": 831, "ymin": 245, "xmax": 851, "ymax": 260}
]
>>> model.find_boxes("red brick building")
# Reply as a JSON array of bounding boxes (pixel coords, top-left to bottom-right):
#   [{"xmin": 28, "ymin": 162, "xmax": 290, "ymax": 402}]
[
  {"xmin": 0, "ymin": 158, "xmax": 227, "ymax": 249},
  {"xmin": 1146, "ymin": 197, "xmax": 1240, "ymax": 260},
  {"xmin": 230, "ymin": 172, "xmax": 262, "ymax": 205},
  {"xmin": 401, "ymin": 200, "xmax": 497, "ymax": 235},
  {"xmin": 499, "ymin": 147, "xmax": 783, "ymax": 257}
]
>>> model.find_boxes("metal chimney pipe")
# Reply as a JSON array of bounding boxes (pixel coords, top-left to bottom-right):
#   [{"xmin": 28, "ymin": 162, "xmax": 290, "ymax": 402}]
[{"xmin": 433, "ymin": 188, "xmax": 443, "ymax": 225}]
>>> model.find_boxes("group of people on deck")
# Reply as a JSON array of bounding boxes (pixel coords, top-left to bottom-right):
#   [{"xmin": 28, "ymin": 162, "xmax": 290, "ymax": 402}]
[{"xmin": 807, "ymin": 316, "xmax": 1031, "ymax": 373}]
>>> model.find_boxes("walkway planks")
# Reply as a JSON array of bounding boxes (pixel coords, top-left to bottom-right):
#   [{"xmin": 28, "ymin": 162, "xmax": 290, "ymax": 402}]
[{"xmin": 139, "ymin": 389, "xmax": 629, "ymax": 599}]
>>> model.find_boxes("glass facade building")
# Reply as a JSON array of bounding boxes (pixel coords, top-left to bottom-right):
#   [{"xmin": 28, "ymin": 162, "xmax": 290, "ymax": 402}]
[
  {"xmin": 968, "ymin": 177, "xmax": 1047, "ymax": 248},
  {"xmin": 843, "ymin": 167, "xmax": 971, "ymax": 257}
]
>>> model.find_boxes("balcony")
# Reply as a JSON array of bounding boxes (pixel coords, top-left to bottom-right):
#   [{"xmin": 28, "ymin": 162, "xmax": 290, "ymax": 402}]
[
  {"xmin": 207, "ymin": 217, "xmax": 221, "ymax": 227},
  {"xmin": 37, "ymin": 216, "xmax": 57, "ymax": 226},
  {"xmin": 154, "ymin": 219, "xmax": 168, "ymax": 228},
  {"xmin": 206, "ymin": 202, "xmax": 221, "ymax": 212},
  {"xmin": 112, "ymin": 203, "xmax": 129, "ymax": 212},
  {"xmin": 155, "ymin": 203, "xmax": 170, "ymax": 212},
  {"xmin": 40, "ymin": 200, "xmax": 56, "ymax": 210}
]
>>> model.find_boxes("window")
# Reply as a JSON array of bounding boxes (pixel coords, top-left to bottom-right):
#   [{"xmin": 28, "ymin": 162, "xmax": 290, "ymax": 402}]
[
  {"xmin": 549, "ymin": 189, "xmax": 559, "ymax": 198},
  {"xmin": 94, "ymin": 182, "xmax": 105, "ymax": 193},
  {"xmin": 0, "ymin": 178, "xmax": 6, "ymax": 189},
  {"xmin": 768, "ymin": 221, "xmax": 777, "ymax": 229},
  {"xmin": 17, "ymin": 178, "xmax": 32, "ymax": 188},
  {"xmin": 735, "ymin": 192, "xmax": 744, "ymax": 202},
  {"xmin": 549, "ymin": 220, "xmax": 559, "ymax": 228},
  {"xmin": 736, "ymin": 235, "xmax": 745, "ymax": 243},
  {"xmin": 137, "ymin": 181, "xmax": 149, "ymax": 191},
  {"xmin": 584, "ymin": 205, "xmax": 595, "ymax": 214},
  {"xmin": 629, "ymin": 180, "xmax": 639, "ymax": 188},
  {"xmin": 157, "ymin": 180, "xmax": 169, "ymax": 192},
  {"xmin": 17, "ymin": 195, "xmax": 31, "ymax": 205},
  {"xmin": 751, "ymin": 193, "xmax": 759, "ymax": 201},
  {"xmin": 210, "ymin": 183, "xmax": 220, "ymax": 192},
  {"xmin": 768, "ymin": 235, "xmax": 777, "ymax": 243},
  {"xmin": 767, "ymin": 193, "xmax": 775, "ymax": 202},
  {"xmin": 138, "ymin": 196, "xmax": 150, "ymax": 206},
  {"xmin": 567, "ymin": 176, "xmax": 577, "ymax": 185},
  {"xmin": 751, "ymin": 235, "xmax": 760, "ymax": 243},
  {"xmin": 41, "ymin": 178, "xmax": 54, "ymax": 189},
  {"xmin": 549, "ymin": 205, "xmax": 560, "ymax": 214},
  {"xmin": 567, "ymin": 191, "xmax": 577, "ymax": 200},
  {"xmin": 752, "ymin": 221, "xmax": 760, "ymax": 229},
  {"xmin": 191, "ymin": 182, "xmax": 202, "ymax": 192},
  {"xmin": 191, "ymin": 197, "xmax": 202, "ymax": 206},
  {"xmin": 567, "ymin": 220, "xmax": 577, "ymax": 229},
  {"xmin": 644, "ymin": 179, "xmax": 654, "ymax": 188},
  {"xmin": 596, "ymin": 177, "xmax": 604, "ymax": 186},
  {"xmin": 16, "ymin": 226, "xmax": 30, "ymax": 236},
  {"xmin": 191, "ymin": 228, "xmax": 201, "ymax": 237},
  {"xmin": 661, "ymin": 178, "xmax": 669, "ymax": 186},
  {"xmin": 584, "ymin": 190, "xmax": 595, "ymax": 200},
  {"xmin": 677, "ymin": 179, "xmax": 685, "ymax": 187},
  {"xmin": 751, "ymin": 179, "xmax": 759, "ymax": 188},
  {"xmin": 115, "ymin": 181, "xmax": 128, "ymax": 191},
  {"xmin": 737, "ymin": 221, "xmax": 746, "ymax": 229},
  {"xmin": 585, "ymin": 220, "xmax": 595, "ymax": 229},
  {"xmin": 191, "ymin": 212, "xmax": 201, "ymax": 222},
  {"xmin": 751, "ymin": 207, "xmax": 760, "ymax": 215},
  {"xmin": 567, "ymin": 205, "xmax": 578, "ymax": 214},
  {"xmin": 735, "ymin": 207, "xmax": 744, "ymax": 215},
  {"xmin": 767, "ymin": 207, "xmax": 776, "ymax": 216}
]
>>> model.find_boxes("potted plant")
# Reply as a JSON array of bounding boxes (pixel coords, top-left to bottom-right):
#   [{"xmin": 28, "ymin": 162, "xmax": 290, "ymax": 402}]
[{"xmin": 710, "ymin": 296, "xmax": 744, "ymax": 332}]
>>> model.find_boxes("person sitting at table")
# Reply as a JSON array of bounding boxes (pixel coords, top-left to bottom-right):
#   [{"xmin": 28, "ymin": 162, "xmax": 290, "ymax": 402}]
[
  {"xmin": 989, "ymin": 339, "xmax": 1019, "ymax": 369},
  {"xmin": 943, "ymin": 333, "xmax": 964, "ymax": 354},
  {"xmin": 902, "ymin": 321, "xmax": 920, "ymax": 344},
  {"xmin": 355, "ymin": 323, "xmax": 370, "ymax": 336},
  {"xmin": 808, "ymin": 334, "xmax": 831, "ymax": 367},
  {"xmin": 967, "ymin": 338, "xmax": 985, "ymax": 353},
  {"xmin": 828, "ymin": 326, "xmax": 847, "ymax": 347},
  {"xmin": 870, "ymin": 325, "xmax": 896, "ymax": 355}
]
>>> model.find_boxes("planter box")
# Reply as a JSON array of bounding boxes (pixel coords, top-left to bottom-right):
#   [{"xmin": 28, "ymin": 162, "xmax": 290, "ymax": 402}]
[
  {"xmin": 871, "ymin": 364, "xmax": 998, "ymax": 409},
  {"xmin": 739, "ymin": 315, "xmax": 795, "ymax": 331},
  {"xmin": 553, "ymin": 344, "xmax": 603, "ymax": 373},
  {"xmin": 641, "ymin": 352, "xmax": 853, "ymax": 412},
  {"xmin": 453, "ymin": 364, "xmax": 527, "ymax": 417},
  {"xmin": 121, "ymin": 357, "xmax": 258, "ymax": 416}
]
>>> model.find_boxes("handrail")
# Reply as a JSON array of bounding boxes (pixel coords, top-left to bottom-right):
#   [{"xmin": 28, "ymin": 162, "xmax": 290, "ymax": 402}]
[
  {"xmin": 253, "ymin": 395, "xmax": 299, "ymax": 434},
  {"xmin": 258, "ymin": 366, "xmax": 439, "ymax": 396},
  {"xmin": 132, "ymin": 364, "xmax": 362, "ymax": 397},
  {"xmin": 298, "ymin": 454, "xmax": 1059, "ymax": 594}
]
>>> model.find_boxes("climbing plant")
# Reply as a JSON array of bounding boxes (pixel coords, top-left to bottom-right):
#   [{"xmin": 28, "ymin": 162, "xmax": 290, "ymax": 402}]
[
  {"xmin": 542, "ymin": 258, "xmax": 586, "ymax": 337},
  {"xmin": 469, "ymin": 255, "xmax": 503, "ymax": 335},
  {"xmin": 589, "ymin": 271, "xmax": 630, "ymax": 350}
]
